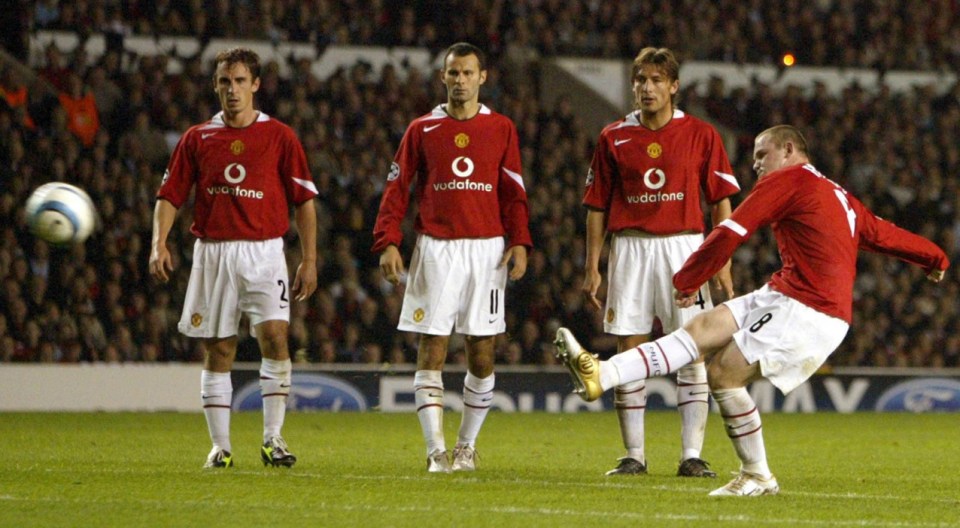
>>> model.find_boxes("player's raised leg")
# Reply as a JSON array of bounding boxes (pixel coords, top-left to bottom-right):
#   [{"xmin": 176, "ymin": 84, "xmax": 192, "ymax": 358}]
[{"xmin": 555, "ymin": 327, "xmax": 700, "ymax": 401}]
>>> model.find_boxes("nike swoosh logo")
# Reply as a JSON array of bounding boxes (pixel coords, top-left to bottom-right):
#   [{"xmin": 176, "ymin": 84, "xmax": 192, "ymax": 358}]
[
  {"xmin": 280, "ymin": 304, "xmax": 288, "ymax": 309},
  {"xmin": 726, "ymin": 422, "xmax": 755, "ymax": 430},
  {"xmin": 280, "ymin": 383, "xmax": 291, "ymax": 388},
  {"xmin": 690, "ymin": 391, "xmax": 711, "ymax": 396},
  {"xmin": 488, "ymin": 318, "xmax": 497, "ymax": 324},
  {"xmin": 201, "ymin": 395, "xmax": 215, "ymax": 399},
  {"xmin": 614, "ymin": 138, "xmax": 631, "ymax": 146},
  {"xmin": 427, "ymin": 393, "xmax": 442, "ymax": 398},
  {"xmin": 423, "ymin": 123, "xmax": 442, "ymax": 132},
  {"xmin": 202, "ymin": 132, "xmax": 218, "ymax": 139}
]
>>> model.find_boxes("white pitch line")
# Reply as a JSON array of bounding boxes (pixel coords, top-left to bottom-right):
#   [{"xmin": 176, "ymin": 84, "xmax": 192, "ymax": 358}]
[
  {"xmin": 330, "ymin": 473, "xmax": 960, "ymax": 505},
  {"xmin": 32, "ymin": 465, "xmax": 960, "ymax": 506},
  {"xmin": 26, "ymin": 467, "xmax": 960, "ymax": 508},
  {"xmin": 0, "ymin": 496, "xmax": 954, "ymax": 527}
]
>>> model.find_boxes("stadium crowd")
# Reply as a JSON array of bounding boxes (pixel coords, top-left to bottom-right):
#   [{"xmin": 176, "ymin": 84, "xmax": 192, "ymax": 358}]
[{"xmin": 0, "ymin": 0, "xmax": 957, "ymax": 368}]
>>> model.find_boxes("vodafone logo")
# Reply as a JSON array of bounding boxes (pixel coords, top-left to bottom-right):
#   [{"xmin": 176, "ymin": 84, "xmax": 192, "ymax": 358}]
[
  {"xmin": 643, "ymin": 168, "xmax": 666, "ymax": 190},
  {"xmin": 224, "ymin": 163, "xmax": 247, "ymax": 184},
  {"xmin": 452, "ymin": 156, "xmax": 475, "ymax": 178},
  {"xmin": 207, "ymin": 162, "xmax": 262, "ymax": 199}
]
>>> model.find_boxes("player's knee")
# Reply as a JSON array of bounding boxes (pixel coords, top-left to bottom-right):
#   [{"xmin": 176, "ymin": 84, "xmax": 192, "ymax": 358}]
[{"xmin": 256, "ymin": 325, "xmax": 289, "ymax": 357}]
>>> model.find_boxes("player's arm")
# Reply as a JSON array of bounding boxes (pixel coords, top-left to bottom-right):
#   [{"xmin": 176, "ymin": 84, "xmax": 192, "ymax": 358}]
[
  {"xmin": 855, "ymin": 199, "xmax": 950, "ymax": 278},
  {"xmin": 149, "ymin": 198, "xmax": 178, "ymax": 283},
  {"xmin": 292, "ymin": 198, "xmax": 318, "ymax": 301},
  {"xmin": 496, "ymin": 120, "xmax": 532, "ymax": 281},
  {"xmin": 373, "ymin": 127, "xmax": 419, "ymax": 284},
  {"xmin": 582, "ymin": 207, "xmax": 606, "ymax": 311},
  {"xmin": 675, "ymin": 175, "xmax": 788, "ymax": 306},
  {"xmin": 708, "ymin": 197, "xmax": 735, "ymax": 301}
]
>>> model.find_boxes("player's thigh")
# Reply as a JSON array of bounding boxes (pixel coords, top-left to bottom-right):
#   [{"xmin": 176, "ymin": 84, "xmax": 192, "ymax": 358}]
[
  {"xmin": 729, "ymin": 286, "xmax": 849, "ymax": 393},
  {"xmin": 237, "ymin": 239, "xmax": 291, "ymax": 333},
  {"xmin": 178, "ymin": 240, "xmax": 242, "ymax": 338},
  {"xmin": 659, "ymin": 233, "xmax": 712, "ymax": 332},
  {"xmin": 457, "ymin": 237, "xmax": 507, "ymax": 336},
  {"xmin": 604, "ymin": 235, "xmax": 656, "ymax": 335},
  {"xmin": 398, "ymin": 235, "xmax": 463, "ymax": 335}
]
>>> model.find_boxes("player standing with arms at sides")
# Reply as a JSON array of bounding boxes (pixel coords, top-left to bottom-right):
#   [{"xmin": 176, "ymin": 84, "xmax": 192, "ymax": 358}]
[
  {"xmin": 581, "ymin": 47, "xmax": 738, "ymax": 477},
  {"xmin": 557, "ymin": 125, "xmax": 949, "ymax": 495},
  {"xmin": 149, "ymin": 48, "xmax": 318, "ymax": 469},
  {"xmin": 373, "ymin": 42, "xmax": 531, "ymax": 473}
]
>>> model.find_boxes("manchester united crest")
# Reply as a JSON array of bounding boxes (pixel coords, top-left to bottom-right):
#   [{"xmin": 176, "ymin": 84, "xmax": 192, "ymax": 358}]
[
  {"xmin": 455, "ymin": 133, "xmax": 470, "ymax": 148},
  {"xmin": 413, "ymin": 308, "xmax": 425, "ymax": 323},
  {"xmin": 191, "ymin": 313, "xmax": 203, "ymax": 327},
  {"xmin": 231, "ymin": 140, "xmax": 245, "ymax": 155},
  {"xmin": 606, "ymin": 308, "xmax": 616, "ymax": 324},
  {"xmin": 647, "ymin": 142, "xmax": 662, "ymax": 158}
]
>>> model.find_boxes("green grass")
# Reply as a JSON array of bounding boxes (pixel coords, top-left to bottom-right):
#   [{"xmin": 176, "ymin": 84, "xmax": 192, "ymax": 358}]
[{"xmin": 0, "ymin": 411, "xmax": 957, "ymax": 527}]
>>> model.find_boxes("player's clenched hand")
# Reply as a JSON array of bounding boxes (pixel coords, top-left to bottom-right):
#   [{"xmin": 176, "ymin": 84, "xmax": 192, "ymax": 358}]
[
  {"xmin": 499, "ymin": 245, "xmax": 528, "ymax": 280},
  {"xmin": 380, "ymin": 245, "xmax": 405, "ymax": 285},
  {"xmin": 927, "ymin": 268, "xmax": 945, "ymax": 283},
  {"xmin": 581, "ymin": 268, "xmax": 603, "ymax": 311},
  {"xmin": 293, "ymin": 260, "xmax": 317, "ymax": 301},
  {"xmin": 674, "ymin": 289, "xmax": 698, "ymax": 308},
  {"xmin": 149, "ymin": 245, "xmax": 173, "ymax": 283}
]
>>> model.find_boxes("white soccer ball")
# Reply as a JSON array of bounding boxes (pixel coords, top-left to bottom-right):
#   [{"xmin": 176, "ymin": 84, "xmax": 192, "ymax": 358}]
[{"xmin": 25, "ymin": 182, "xmax": 97, "ymax": 245}]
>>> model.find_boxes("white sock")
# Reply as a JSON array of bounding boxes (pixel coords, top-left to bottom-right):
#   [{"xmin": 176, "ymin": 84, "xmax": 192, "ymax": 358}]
[
  {"xmin": 614, "ymin": 380, "xmax": 646, "ymax": 462},
  {"xmin": 676, "ymin": 362, "xmax": 709, "ymax": 461},
  {"xmin": 713, "ymin": 387, "xmax": 771, "ymax": 477},
  {"xmin": 260, "ymin": 358, "xmax": 291, "ymax": 441},
  {"xmin": 604, "ymin": 328, "xmax": 699, "ymax": 390},
  {"xmin": 201, "ymin": 370, "xmax": 232, "ymax": 453},
  {"xmin": 457, "ymin": 372, "xmax": 495, "ymax": 448},
  {"xmin": 414, "ymin": 370, "xmax": 445, "ymax": 455}
]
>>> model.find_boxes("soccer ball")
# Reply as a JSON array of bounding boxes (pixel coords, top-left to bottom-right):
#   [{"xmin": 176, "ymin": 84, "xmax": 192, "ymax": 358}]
[{"xmin": 25, "ymin": 182, "xmax": 97, "ymax": 245}]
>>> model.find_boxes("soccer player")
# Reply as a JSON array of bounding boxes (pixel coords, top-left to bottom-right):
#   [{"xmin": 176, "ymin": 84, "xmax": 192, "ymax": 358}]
[
  {"xmin": 372, "ymin": 42, "xmax": 531, "ymax": 473},
  {"xmin": 581, "ymin": 47, "xmax": 738, "ymax": 477},
  {"xmin": 556, "ymin": 125, "xmax": 949, "ymax": 495},
  {"xmin": 148, "ymin": 47, "xmax": 318, "ymax": 469}
]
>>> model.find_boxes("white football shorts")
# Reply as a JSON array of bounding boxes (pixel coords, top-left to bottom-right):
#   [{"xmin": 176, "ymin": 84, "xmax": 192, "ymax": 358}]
[
  {"xmin": 604, "ymin": 232, "xmax": 712, "ymax": 335},
  {"xmin": 399, "ymin": 234, "xmax": 507, "ymax": 337},
  {"xmin": 178, "ymin": 238, "xmax": 290, "ymax": 339},
  {"xmin": 725, "ymin": 284, "xmax": 849, "ymax": 394}
]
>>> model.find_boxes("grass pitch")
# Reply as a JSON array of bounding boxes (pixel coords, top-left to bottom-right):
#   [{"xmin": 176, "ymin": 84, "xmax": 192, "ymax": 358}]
[{"xmin": 0, "ymin": 411, "xmax": 957, "ymax": 527}]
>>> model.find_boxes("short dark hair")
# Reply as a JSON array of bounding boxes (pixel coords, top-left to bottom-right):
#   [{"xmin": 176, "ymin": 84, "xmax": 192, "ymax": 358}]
[
  {"xmin": 213, "ymin": 47, "xmax": 262, "ymax": 81},
  {"xmin": 442, "ymin": 42, "xmax": 486, "ymax": 71},
  {"xmin": 632, "ymin": 47, "xmax": 680, "ymax": 82},
  {"xmin": 758, "ymin": 125, "xmax": 809, "ymax": 156}
]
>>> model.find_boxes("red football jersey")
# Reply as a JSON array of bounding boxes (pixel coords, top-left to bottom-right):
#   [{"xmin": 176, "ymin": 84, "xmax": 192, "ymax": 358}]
[
  {"xmin": 674, "ymin": 163, "xmax": 950, "ymax": 322},
  {"xmin": 372, "ymin": 104, "xmax": 532, "ymax": 252},
  {"xmin": 158, "ymin": 112, "xmax": 317, "ymax": 240},
  {"xmin": 583, "ymin": 110, "xmax": 739, "ymax": 234}
]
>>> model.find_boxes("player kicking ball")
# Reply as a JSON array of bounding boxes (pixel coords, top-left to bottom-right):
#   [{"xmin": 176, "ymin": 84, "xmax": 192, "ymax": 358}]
[{"xmin": 556, "ymin": 125, "xmax": 948, "ymax": 496}]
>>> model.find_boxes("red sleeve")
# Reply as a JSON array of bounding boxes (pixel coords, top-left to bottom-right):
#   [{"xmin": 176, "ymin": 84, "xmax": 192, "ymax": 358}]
[
  {"xmin": 854, "ymin": 198, "xmax": 949, "ymax": 273},
  {"xmin": 280, "ymin": 127, "xmax": 318, "ymax": 204},
  {"xmin": 157, "ymin": 129, "xmax": 198, "ymax": 208},
  {"xmin": 700, "ymin": 127, "xmax": 739, "ymax": 203},
  {"xmin": 497, "ymin": 120, "xmax": 532, "ymax": 248},
  {"xmin": 673, "ymin": 173, "xmax": 793, "ymax": 294},
  {"xmin": 582, "ymin": 133, "xmax": 612, "ymax": 210},
  {"xmin": 372, "ymin": 124, "xmax": 419, "ymax": 252}
]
